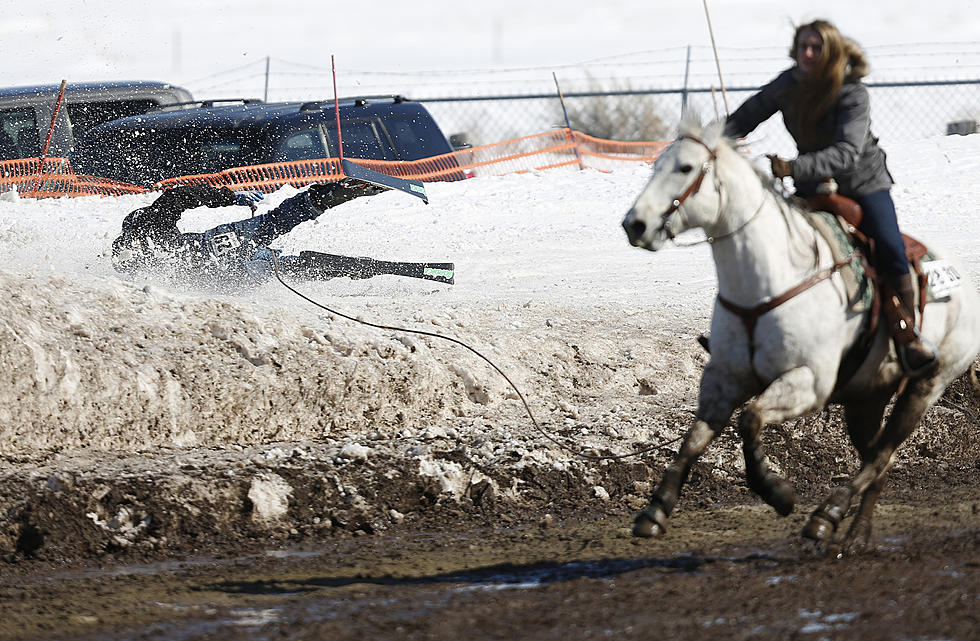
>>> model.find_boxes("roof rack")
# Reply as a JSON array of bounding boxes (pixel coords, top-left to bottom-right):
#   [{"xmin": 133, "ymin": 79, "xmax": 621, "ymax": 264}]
[
  {"xmin": 150, "ymin": 98, "xmax": 264, "ymax": 112},
  {"xmin": 298, "ymin": 94, "xmax": 409, "ymax": 113}
]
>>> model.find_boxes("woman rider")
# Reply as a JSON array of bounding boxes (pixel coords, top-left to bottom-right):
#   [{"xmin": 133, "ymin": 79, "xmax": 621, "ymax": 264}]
[{"xmin": 723, "ymin": 18, "xmax": 937, "ymax": 376}]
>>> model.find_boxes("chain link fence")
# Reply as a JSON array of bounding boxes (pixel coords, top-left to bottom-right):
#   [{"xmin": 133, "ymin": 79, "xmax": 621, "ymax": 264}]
[
  {"xmin": 188, "ymin": 43, "xmax": 980, "ymax": 156},
  {"xmin": 417, "ymin": 80, "xmax": 980, "ymax": 158}
]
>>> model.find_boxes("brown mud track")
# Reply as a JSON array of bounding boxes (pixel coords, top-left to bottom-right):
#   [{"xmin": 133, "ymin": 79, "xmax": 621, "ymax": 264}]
[
  {"xmin": 0, "ymin": 483, "xmax": 977, "ymax": 640},
  {"xmin": 2, "ymin": 372, "xmax": 978, "ymax": 640},
  {"xmin": 2, "ymin": 274, "xmax": 979, "ymax": 640}
]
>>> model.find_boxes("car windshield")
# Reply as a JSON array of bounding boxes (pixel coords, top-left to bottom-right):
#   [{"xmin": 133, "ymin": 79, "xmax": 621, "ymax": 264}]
[{"xmin": 72, "ymin": 126, "xmax": 262, "ymax": 185}]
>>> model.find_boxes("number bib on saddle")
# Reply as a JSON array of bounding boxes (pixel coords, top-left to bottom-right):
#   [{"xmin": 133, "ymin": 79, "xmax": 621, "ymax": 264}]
[{"xmin": 922, "ymin": 259, "xmax": 962, "ymax": 299}]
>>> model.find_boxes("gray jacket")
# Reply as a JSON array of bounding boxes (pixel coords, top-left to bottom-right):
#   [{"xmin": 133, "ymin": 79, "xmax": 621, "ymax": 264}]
[{"xmin": 724, "ymin": 68, "xmax": 893, "ymax": 198}]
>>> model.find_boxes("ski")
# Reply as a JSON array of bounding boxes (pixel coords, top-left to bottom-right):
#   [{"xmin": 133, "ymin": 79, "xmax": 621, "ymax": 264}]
[
  {"xmin": 341, "ymin": 157, "xmax": 429, "ymax": 204},
  {"xmin": 288, "ymin": 251, "xmax": 454, "ymax": 284}
]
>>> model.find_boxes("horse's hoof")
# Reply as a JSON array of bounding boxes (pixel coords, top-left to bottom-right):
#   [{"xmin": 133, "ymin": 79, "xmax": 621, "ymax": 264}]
[
  {"xmin": 766, "ymin": 480, "xmax": 796, "ymax": 517},
  {"xmin": 801, "ymin": 514, "xmax": 835, "ymax": 542},
  {"xmin": 841, "ymin": 518, "xmax": 874, "ymax": 555},
  {"xmin": 632, "ymin": 508, "xmax": 667, "ymax": 538}
]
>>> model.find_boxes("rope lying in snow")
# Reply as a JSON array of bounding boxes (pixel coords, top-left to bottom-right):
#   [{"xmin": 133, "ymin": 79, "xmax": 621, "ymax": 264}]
[{"xmin": 270, "ymin": 256, "xmax": 684, "ymax": 461}]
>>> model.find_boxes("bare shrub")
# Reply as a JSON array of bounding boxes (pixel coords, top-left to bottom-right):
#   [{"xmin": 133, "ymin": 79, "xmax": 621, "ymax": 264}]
[{"xmin": 558, "ymin": 75, "xmax": 671, "ymax": 142}]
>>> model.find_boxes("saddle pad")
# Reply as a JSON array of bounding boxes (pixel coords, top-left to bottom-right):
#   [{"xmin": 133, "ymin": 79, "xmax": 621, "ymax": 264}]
[{"xmin": 804, "ymin": 211, "xmax": 873, "ymax": 311}]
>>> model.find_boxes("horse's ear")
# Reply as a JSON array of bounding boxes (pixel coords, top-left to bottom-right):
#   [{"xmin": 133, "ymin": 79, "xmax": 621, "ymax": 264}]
[
  {"xmin": 678, "ymin": 110, "xmax": 705, "ymax": 138},
  {"xmin": 701, "ymin": 119, "xmax": 726, "ymax": 147}
]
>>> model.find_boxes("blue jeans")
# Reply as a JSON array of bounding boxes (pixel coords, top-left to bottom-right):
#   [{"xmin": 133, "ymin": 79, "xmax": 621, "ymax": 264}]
[{"xmin": 855, "ymin": 190, "xmax": 908, "ymax": 277}]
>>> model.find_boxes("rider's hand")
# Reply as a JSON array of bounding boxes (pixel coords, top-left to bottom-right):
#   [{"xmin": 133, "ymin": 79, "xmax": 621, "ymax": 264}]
[{"xmin": 767, "ymin": 154, "xmax": 794, "ymax": 178}]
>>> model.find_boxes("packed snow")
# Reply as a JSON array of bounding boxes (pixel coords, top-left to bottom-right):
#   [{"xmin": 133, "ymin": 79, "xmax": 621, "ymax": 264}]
[{"xmin": 1, "ymin": 132, "xmax": 978, "ymax": 458}]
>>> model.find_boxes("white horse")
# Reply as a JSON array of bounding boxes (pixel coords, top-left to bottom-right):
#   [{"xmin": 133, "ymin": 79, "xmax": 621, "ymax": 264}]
[{"xmin": 621, "ymin": 119, "xmax": 980, "ymax": 552}]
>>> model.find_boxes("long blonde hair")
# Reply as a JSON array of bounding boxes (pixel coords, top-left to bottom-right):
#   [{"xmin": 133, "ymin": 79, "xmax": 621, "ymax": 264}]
[{"xmin": 790, "ymin": 20, "xmax": 869, "ymax": 144}]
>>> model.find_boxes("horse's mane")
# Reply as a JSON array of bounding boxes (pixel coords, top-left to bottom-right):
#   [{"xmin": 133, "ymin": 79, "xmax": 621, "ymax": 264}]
[
  {"xmin": 677, "ymin": 118, "xmax": 818, "ymax": 266},
  {"xmin": 676, "ymin": 116, "xmax": 811, "ymax": 216}
]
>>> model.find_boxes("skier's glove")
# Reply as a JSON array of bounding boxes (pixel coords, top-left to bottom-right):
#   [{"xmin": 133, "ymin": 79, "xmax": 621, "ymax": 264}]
[
  {"xmin": 308, "ymin": 179, "xmax": 387, "ymax": 211},
  {"xmin": 233, "ymin": 190, "xmax": 265, "ymax": 212}
]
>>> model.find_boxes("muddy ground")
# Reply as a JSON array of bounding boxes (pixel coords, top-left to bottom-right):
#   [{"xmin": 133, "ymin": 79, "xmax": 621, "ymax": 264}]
[
  {"xmin": 1, "ymin": 271, "xmax": 979, "ymax": 640},
  {"xmin": 1, "ymin": 368, "xmax": 978, "ymax": 641}
]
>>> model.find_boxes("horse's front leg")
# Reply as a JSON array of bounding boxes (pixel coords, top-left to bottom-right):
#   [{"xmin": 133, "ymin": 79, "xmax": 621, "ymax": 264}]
[
  {"xmin": 633, "ymin": 366, "xmax": 745, "ymax": 538},
  {"xmin": 737, "ymin": 366, "xmax": 822, "ymax": 516}
]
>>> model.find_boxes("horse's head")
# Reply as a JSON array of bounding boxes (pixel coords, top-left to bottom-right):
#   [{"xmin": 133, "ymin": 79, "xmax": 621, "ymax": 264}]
[{"xmin": 622, "ymin": 119, "xmax": 728, "ymax": 251}]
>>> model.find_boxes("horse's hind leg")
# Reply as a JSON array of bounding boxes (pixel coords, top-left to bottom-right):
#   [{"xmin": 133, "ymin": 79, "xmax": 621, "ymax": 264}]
[
  {"xmin": 633, "ymin": 367, "xmax": 744, "ymax": 538},
  {"xmin": 738, "ymin": 366, "xmax": 821, "ymax": 516},
  {"xmin": 838, "ymin": 393, "xmax": 892, "ymax": 553},
  {"xmin": 803, "ymin": 376, "xmax": 947, "ymax": 545}
]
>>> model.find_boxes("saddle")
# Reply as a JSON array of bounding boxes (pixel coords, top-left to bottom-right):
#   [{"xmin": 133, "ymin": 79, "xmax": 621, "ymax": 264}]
[{"xmin": 805, "ymin": 192, "xmax": 930, "ymax": 341}]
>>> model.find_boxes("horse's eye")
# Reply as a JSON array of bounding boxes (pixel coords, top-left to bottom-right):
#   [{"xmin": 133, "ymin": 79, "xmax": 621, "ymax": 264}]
[{"xmin": 678, "ymin": 164, "xmax": 693, "ymax": 174}]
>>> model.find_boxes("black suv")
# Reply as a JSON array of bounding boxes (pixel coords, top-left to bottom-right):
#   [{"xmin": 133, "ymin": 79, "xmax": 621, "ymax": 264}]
[
  {"xmin": 0, "ymin": 81, "xmax": 192, "ymax": 161},
  {"xmin": 71, "ymin": 95, "xmax": 461, "ymax": 186}
]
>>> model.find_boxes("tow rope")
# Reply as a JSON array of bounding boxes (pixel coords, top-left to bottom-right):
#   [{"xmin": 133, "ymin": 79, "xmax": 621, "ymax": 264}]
[{"xmin": 270, "ymin": 255, "xmax": 686, "ymax": 461}]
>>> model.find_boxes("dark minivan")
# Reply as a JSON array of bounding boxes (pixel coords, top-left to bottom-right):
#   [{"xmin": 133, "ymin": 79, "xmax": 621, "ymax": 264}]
[
  {"xmin": 71, "ymin": 95, "xmax": 461, "ymax": 186},
  {"xmin": 0, "ymin": 81, "xmax": 193, "ymax": 161}
]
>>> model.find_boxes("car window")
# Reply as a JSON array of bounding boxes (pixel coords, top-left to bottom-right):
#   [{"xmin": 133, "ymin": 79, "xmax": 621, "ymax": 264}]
[
  {"xmin": 326, "ymin": 120, "xmax": 393, "ymax": 160},
  {"xmin": 383, "ymin": 115, "xmax": 451, "ymax": 160},
  {"xmin": 0, "ymin": 107, "xmax": 40, "ymax": 160},
  {"xmin": 199, "ymin": 138, "xmax": 246, "ymax": 174},
  {"xmin": 66, "ymin": 99, "xmax": 158, "ymax": 136},
  {"xmin": 275, "ymin": 129, "xmax": 327, "ymax": 162},
  {"xmin": 72, "ymin": 127, "xmax": 259, "ymax": 185}
]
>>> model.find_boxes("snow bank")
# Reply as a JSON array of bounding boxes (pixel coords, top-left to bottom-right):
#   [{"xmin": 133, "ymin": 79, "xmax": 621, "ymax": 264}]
[{"xmin": 0, "ymin": 135, "xmax": 978, "ymax": 458}]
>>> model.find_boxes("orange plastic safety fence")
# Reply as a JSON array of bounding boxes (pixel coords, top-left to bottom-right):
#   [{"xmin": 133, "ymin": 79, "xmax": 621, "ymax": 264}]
[
  {"xmin": 156, "ymin": 158, "xmax": 346, "ymax": 193},
  {"xmin": 0, "ymin": 130, "xmax": 668, "ymax": 198},
  {"xmin": 570, "ymin": 130, "xmax": 671, "ymax": 170},
  {"xmin": 0, "ymin": 157, "xmax": 148, "ymax": 198}
]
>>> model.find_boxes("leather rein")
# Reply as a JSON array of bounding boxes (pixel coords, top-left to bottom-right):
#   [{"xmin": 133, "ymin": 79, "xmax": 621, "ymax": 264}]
[{"xmin": 666, "ymin": 134, "xmax": 856, "ymax": 348}]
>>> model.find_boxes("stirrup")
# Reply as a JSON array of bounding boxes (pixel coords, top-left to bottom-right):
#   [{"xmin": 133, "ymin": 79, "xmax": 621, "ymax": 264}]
[{"xmin": 897, "ymin": 330, "xmax": 938, "ymax": 378}]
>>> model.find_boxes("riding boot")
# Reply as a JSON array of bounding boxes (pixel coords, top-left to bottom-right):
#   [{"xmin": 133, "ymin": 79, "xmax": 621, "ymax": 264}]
[{"xmin": 886, "ymin": 272, "xmax": 938, "ymax": 377}]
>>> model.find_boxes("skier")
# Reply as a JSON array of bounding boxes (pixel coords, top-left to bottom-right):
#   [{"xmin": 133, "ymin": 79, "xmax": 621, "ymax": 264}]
[{"xmin": 111, "ymin": 180, "xmax": 453, "ymax": 290}]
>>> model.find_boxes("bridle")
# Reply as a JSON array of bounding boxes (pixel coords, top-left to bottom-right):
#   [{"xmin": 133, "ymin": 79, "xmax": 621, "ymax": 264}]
[
  {"xmin": 658, "ymin": 134, "xmax": 765, "ymax": 247},
  {"xmin": 658, "ymin": 135, "xmax": 717, "ymax": 242}
]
